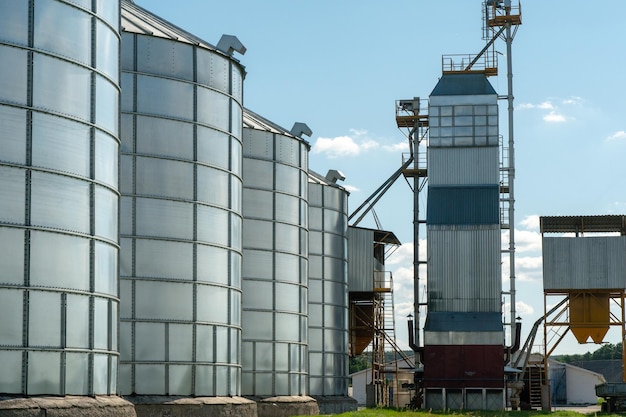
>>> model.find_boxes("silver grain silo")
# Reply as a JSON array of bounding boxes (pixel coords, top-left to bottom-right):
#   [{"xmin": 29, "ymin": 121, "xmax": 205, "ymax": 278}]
[
  {"xmin": 307, "ymin": 170, "xmax": 356, "ymax": 413},
  {"xmin": 241, "ymin": 109, "xmax": 314, "ymax": 404},
  {"xmin": 119, "ymin": 1, "xmax": 245, "ymax": 399},
  {"xmin": 0, "ymin": 0, "xmax": 120, "ymax": 398}
]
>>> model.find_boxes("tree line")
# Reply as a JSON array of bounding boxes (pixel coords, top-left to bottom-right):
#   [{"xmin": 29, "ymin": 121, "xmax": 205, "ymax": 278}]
[
  {"xmin": 349, "ymin": 343, "xmax": 623, "ymax": 374},
  {"xmin": 552, "ymin": 342, "xmax": 622, "ymax": 363}
]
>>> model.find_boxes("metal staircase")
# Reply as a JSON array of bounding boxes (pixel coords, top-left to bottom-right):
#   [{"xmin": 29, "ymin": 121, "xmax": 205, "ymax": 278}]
[{"xmin": 380, "ymin": 273, "xmax": 396, "ymax": 343}]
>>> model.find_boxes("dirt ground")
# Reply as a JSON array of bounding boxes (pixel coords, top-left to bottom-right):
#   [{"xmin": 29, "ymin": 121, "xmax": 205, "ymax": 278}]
[{"xmin": 552, "ymin": 404, "xmax": 601, "ymax": 413}]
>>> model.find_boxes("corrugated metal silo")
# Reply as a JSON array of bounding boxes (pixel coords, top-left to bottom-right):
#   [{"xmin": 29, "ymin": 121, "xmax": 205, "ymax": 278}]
[
  {"xmin": 241, "ymin": 109, "xmax": 310, "ymax": 397},
  {"xmin": 307, "ymin": 171, "xmax": 350, "ymax": 398},
  {"xmin": 426, "ymin": 73, "xmax": 502, "ymax": 315},
  {"xmin": 424, "ymin": 73, "xmax": 504, "ymax": 402},
  {"xmin": 0, "ymin": 0, "xmax": 120, "ymax": 396},
  {"xmin": 119, "ymin": 1, "xmax": 245, "ymax": 397}
]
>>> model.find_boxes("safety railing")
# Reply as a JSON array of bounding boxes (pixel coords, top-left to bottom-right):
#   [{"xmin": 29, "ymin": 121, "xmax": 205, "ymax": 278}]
[
  {"xmin": 373, "ymin": 270, "xmax": 393, "ymax": 292},
  {"xmin": 442, "ymin": 51, "xmax": 498, "ymax": 75}
]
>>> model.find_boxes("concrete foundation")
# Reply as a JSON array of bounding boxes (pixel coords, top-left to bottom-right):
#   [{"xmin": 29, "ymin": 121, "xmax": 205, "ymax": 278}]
[
  {"xmin": 249, "ymin": 396, "xmax": 319, "ymax": 417},
  {"xmin": 125, "ymin": 396, "xmax": 256, "ymax": 417},
  {"xmin": 312, "ymin": 396, "xmax": 357, "ymax": 414},
  {"xmin": 0, "ymin": 395, "xmax": 136, "ymax": 417}
]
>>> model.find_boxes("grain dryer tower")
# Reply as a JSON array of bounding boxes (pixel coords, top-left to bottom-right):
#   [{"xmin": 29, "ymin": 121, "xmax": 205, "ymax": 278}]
[
  {"xmin": 398, "ymin": 1, "xmax": 522, "ymax": 410},
  {"xmin": 424, "ymin": 72, "xmax": 503, "ymax": 408}
]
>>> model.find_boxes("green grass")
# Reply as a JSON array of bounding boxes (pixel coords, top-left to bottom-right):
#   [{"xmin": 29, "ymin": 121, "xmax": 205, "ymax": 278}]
[{"xmin": 295, "ymin": 408, "xmax": 621, "ymax": 417}]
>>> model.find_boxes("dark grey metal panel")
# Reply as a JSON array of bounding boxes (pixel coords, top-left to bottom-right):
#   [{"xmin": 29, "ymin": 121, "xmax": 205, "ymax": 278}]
[
  {"xmin": 430, "ymin": 73, "xmax": 497, "ymax": 96},
  {"xmin": 542, "ymin": 236, "xmax": 626, "ymax": 290},
  {"xmin": 424, "ymin": 312, "xmax": 502, "ymax": 332},
  {"xmin": 424, "ymin": 311, "xmax": 504, "ymax": 345},
  {"xmin": 347, "ymin": 227, "xmax": 375, "ymax": 292},
  {"xmin": 427, "ymin": 185, "xmax": 500, "ymax": 225}
]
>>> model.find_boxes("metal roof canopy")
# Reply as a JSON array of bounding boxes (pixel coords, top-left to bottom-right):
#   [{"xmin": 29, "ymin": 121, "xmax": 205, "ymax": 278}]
[
  {"xmin": 540, "ymin": 215, "xmax": 626, "ymax": 235},
  {"xmin": 365, "ymin": 227, "xmax": 401, "ymax": 246}
]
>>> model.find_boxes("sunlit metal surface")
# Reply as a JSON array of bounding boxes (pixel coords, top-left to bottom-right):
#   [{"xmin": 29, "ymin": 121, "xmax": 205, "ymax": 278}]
[
  {"xmin": 308, "ymin": 172, "xmax": 349, "ymax": 396},
  {"xmin": 241, "ymin": 109, "xmax": 310, "ymax": 396},
  {"xmin": 118, "ymin": 1, "xmax": 245, "ymax": 396},
  {"xmin": 0, "ymin": 0, "xmax": 120, "ymax": 396}
]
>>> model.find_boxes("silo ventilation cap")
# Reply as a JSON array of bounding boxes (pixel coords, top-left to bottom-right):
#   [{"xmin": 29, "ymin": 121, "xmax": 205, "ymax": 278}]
[
  {"xmin": 325, "ymin": 170, "xmax": 345, "ymax": 183},
  {"xmin": 216, "ymin": 35, "xmax": 246, "ymax": 56},
  {"xmin": 290, "ymin": 122, "xmax": 312, "ymax": 138}
]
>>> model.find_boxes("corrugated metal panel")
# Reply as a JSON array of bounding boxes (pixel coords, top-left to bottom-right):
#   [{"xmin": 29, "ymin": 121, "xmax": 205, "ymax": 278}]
[
  {"xmin": 424, "ymin": 330, "xmax": 503, "ymax": 346},
  {"xmin": 424, "ymin": 312, "xmax": 502, "ymax": 332},
  {"xmin": 540, "ymin": 215, "xmax": 626, "ymax": 234},
  {"xmin": 543, "ymin": 236, "xmax": 626, "ymax": 290},
  {"xmin": 308, "ymin": 180, "xmax": 350, "ymax": 396},
  {"xmin": 430, "ymin": 94, "xmax": 496, "ymax": 106},
  {"xmin": 120, "ymin": 9, "xmax": 246, "ymax": 396},
  {"xmin": 428, "ymin": 298, "xmax": 502, "ymax": 313},
  {"xmin": 347, "ymin": 227, "xmax": 375, "ymax": 292},
  {"xmin": 427, "ymin": 185, "xmax": 499, "ymax": 225},
  {"xmin": 428, "ymin": 147, "xmax": 499, "ymax": 185},
  {"xmin": 423, "ymin": 345, "xmax": 504, "ymax": 389},
  {"xmin": 427, "ymin": 226, "xmax": 501, "ymax": 312}
]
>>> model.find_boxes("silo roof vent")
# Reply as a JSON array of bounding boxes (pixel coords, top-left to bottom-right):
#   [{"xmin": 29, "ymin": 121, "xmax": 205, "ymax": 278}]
[
  {"xmin": 217, "ymin": 35, "xmax": 246, "ymax": 56},
  {"xmin": 290, "ymin": 122, "xmax": 312, "ymax": 138},
  {"xmin": 325, "ymin": 169, "xmax": 345, "ymax": 183}
]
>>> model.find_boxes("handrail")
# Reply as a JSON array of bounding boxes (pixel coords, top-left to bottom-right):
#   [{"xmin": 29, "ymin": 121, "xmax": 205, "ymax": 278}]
[{"xmin": 442, "ymin": 51, "xmax": 498, "ymax": 73}]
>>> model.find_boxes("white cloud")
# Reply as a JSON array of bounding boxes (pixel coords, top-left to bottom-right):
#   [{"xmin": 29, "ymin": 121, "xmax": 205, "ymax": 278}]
[
  {"xmin": 387, "ymin": 241, "xmax": 427, "ymax": 266},
  {"xmin": 360, "ymin": 139, "xmax": 380, "ymax": 152},
  {"xmin": 562, "ymin": 96, "xmax": 582, "ymax": 105},
  {"xmin": 517, "ymin": 101, "xmax": 554, "ymax": 110},
  {"xmin": 502, "ymin": 228, "xmax": 542, "ymax": 253},
  {"xmin": 543, "ymin": 111, "xmax": 567, "ymax": 123},
  {"xmin": 537, "ymin": 101, "xmax": 555, "ymax": 110},
  {"xmin": 504, "ymin": 301, "xmax": 534, "ymax": 316},
  {"xmin": 517, "ymin": 99, "xmax": 577, "ymax": 123},
  {"xmin": 311, "ymin": 129, "xmax": 405, "ymax": 158},
  {"xmin": 312, "ymin": 136, "xmax": 361, "ymax": 158},
  {"xmin": 605, "ymin": 130, "xmax": 626, "ymax": 142},
  {"xmin": 519, "ymin": 215, "xmax": 540, "ymax": 231},
  {"xmin": 392, "ymin": 266, "xmax": 414, "ymax": 295},
  {"xmin": 342, "ymin": 184, "xmax": 360, "ymax": 193},
  {"xmin": 349, "ymin": 128, "xmax": 367, "ymax": 136},
  {"xmin": 502, "ymin": 254, "xmax": 542, "ymax": 283},
  {"xmin": 394, "ymin": 301, "xmax": 415, "ymax": 318},
  {"xmin": 517, "ymin": 256, "xmax": 543, "ymax": 282},
  {"xmin": 516, "ymin": 229, "xmax": 543, "ymax": 253},
  {"xmin": 383, "ymin": 142, "xmax": 410, "ymax": 152}
]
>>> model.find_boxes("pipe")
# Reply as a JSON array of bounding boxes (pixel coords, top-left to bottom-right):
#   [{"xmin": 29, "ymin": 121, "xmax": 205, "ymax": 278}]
[
  {"xmin": 504, "ymin": 321, "xmax": 522, "ymax": 364},
  {"xmin": 407, "ymin": 317, "xmax": 423, "ymax": 357},
  {"xmin": 510, "ymin": 321, "xmax": 522, "ymax": 354},
  {"xmin": 348, "ymin": 156, "xmax": 413, "ymax": 225}
]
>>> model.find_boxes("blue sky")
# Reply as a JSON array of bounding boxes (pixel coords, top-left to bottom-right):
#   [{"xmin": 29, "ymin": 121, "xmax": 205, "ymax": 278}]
[{"xmin": 135, "ymin": 1, "xmax": 626, "ymax": 355}]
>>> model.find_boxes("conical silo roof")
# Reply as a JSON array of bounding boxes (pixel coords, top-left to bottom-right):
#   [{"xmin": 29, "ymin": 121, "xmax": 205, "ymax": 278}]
[
  {"xmin": 430, "ymin": 73, "xmax": 497, "ymax": 96},
  {"xmin": 121, "ymin": 0, "xmax": 241, "ymax": 63},
  {"xmin": 243, "ymin": 108, "xmax": 301, "ymax": 139}
]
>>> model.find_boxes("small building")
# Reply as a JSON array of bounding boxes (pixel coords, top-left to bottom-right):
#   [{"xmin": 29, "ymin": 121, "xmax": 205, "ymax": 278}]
[
  {"xmin": 570, "ymin": 359, "xmax": 623, "ymax": 384},
  {"xmin": 351, "ymin": 358, "xmax": 415, "ymax": 407},
  {"xmin": 549, "ymin": 359, "xmax": 605, "ymax": 405}
]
